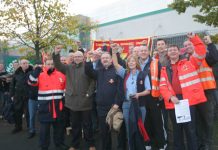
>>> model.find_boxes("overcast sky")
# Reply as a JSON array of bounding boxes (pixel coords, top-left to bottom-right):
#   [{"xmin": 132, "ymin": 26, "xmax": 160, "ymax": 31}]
[{"xmin": 68, "ymin": 0, "xmax": 173, "ymax": 23}]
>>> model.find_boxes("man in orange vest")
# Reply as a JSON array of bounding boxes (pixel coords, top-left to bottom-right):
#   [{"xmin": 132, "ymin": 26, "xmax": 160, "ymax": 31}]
[
  {"xmin": 28, "ymin": 58, "xmax": 67, "ymax": 150},
  {"xmin": 183, "ymin": 35, "xmax": 218, "ymax": 150},
  {"xmin": 160, "ymin": 33, "xmax": 207, "ymax": 150},
  {"xmin": 138, "ymin": 46, "xmax": 167, "ymax": 150}
]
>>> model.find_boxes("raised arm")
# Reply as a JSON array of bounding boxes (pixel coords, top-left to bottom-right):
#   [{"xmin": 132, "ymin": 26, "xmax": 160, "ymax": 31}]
[
  {"xmin": 111, "ymin": 43, "xmax": 122, "ymax": 71},
  {"xmin": 204, "ymin": 36, "xmax": 218, "ymax": 66},
  {"xmin": 85, "ymin": 51, "xmax": 98, "ymax": 80},
  {"xmin": 189, "ymin": 33, "xmax": 207, "ymax": 69},
  {"xmin": 52, "ymin": 45, "xmax": 67, "ymax": 74}
]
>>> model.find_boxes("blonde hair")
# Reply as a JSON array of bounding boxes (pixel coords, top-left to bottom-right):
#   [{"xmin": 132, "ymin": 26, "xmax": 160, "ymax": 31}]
[{"xmin": 126, "ymin": 54, "xmax": 141, "ymax": 73}]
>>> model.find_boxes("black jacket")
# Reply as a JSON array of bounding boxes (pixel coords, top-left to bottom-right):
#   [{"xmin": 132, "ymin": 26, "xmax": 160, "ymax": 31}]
[
  {"xmin": 0, "ymin": 71, "xmax": 10, "ymax": 92},
  {"xmin": 206, "ymin": 43, "xmax": 218, "ymax": 67},
  {"xmin": 85, "ymin": 62, "xmax": 123, "ymax": 116},
  {"xmin": 9, "ymin": 66, "xmax": 33, "ymax": 98}
]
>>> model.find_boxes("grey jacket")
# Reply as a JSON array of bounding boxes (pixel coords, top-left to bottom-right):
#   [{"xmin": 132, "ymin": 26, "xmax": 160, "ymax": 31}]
[{"xmin": 53, "ymin": 53, "xmax": 95, "ymax": 111}]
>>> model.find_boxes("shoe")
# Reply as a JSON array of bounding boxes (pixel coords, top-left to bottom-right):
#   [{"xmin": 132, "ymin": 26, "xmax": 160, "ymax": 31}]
[
  {"xmin": 89, "ymin": 147, "xmax": 96, "ymax": 150},
  {"xmin": 145, "ymin": 146, "xmax": 152, "ymax": 150},
  {"xmin": 11, "ymin": 127, "xmax": 22, "ymax": 134},
  {"xmin": 27, "ymin": 132, "xmax": 35, "ymax": 139},
  {"xmin": 68, "ymin": 147, "xmax": 76, "ymax": 150}
]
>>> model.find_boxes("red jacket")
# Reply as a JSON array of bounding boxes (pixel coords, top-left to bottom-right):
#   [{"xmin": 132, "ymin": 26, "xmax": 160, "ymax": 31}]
[
  {"xmin": 29, "ymin": 68, "xmax": 66, "ymax": 121},
  {"xmin": 160, "ymin": 35, "xmax": 207, "ymax": 109}
]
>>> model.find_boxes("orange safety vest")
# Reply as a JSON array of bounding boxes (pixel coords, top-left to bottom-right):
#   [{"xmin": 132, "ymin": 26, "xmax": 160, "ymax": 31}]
[
  {"xmin": 160, "ymin": 59, "xmax": 207, "ymax": 109},
  {"xmin": 197, "ymin": 60, "xmax": 216, "ymax": 90},
  {"xmin": 38, "ymin": 69, "xmax": 66, "ymax": 118},
  {"xmin": 150, "ymin": 59, "xmax": 160, "ymax": 97}
]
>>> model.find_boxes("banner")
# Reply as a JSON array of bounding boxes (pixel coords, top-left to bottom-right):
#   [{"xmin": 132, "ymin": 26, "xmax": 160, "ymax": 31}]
[{"xmin": 93, "ymin": 37, "xmax": 151, "ymax": 59}]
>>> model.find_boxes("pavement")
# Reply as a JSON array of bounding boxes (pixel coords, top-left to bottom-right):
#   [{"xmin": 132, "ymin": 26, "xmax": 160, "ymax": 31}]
[{"xmin": 0, "ymin": 118, "xmax": 218, "ymax": 150}]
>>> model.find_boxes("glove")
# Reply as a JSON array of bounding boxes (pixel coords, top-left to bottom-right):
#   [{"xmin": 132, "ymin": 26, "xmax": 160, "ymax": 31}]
[{"xmin": 34, "ymin": 67, "xmax": 42, "ymax": 77}]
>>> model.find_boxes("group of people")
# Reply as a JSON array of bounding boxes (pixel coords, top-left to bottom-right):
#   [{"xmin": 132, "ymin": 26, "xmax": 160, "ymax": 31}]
[{"xmin": 0, "ymin": 33, "xmax": 218, "ymax": 150}]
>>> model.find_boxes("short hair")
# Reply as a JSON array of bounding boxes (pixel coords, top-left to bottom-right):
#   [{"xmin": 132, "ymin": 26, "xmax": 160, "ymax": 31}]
[
  {"xmin": 168, "ymin": 44, "xmax": 179, "ymax": 50},
  {"xmin": 156, "ymin": 38, "xmax": 167, "ymax": 44},
  {"xmin": 101, "ymin": 51, "xmax": 111, "ymax": 57},
  {"xmin": 139, "ymin": 45, "xmax": 149, "ymax": 51}
]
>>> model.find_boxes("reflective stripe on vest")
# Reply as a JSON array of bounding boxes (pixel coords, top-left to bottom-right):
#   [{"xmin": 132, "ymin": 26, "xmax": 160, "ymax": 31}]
[
  {"xmin": 38, "ymin": 90, "xmax": 64, "ymax": 94},
  {"xmin": 197, "ymin": 67, "xmax": 212, "ymax": 73},
  {"xmin": 151, "ymin": 76, "xmax": 159, "ymax": 81},
  {"xmin": 181, "ymin": 79, "xmax": 201, "ymax": 88},
  {"xmin": 152, "ymin": 85, "xmax": 160, "ymax": 90},
  {"xmin": 160, "ymin": 77, "xmax": 166, "ymax": 82},
  {"xmin": 200, "ymin": 77, "xmax": 215, "ymax": 82},
  {"xmin": 150, "ymin": 59, "xmax": 160, "ymax": 97},
  {"xmin": 38, "ymin": 95, "xmax": 63, "ymax": 101},
  {"xmin": 179, "ymin": 71, "xmax": 198, "ymax": 80},
  {"xmin": 193, "ymin": 52, "xmax": 206, "ymax": 60},
  {"xmin": 197, "ymin": 61, "xmax": 216, "ymax": 89}
]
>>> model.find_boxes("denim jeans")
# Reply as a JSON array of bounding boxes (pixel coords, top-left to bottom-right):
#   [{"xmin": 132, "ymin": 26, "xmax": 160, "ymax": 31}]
[
  {"xmin": 122, "ymin": 101, "xmax": 146, "ymax": 144},
  {"xmin": 28, "ymin": 99, "xmax": 38, "ymax": 133}
]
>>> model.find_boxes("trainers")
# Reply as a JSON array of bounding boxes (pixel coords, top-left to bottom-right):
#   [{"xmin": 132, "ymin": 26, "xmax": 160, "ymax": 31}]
[
  {"xmin": 145, "ymin": 146, "xmax": 152, "ymax": 150},
  {"xmin": 11, "ymin": 127, "xmax": 22, "ymax": 134}
]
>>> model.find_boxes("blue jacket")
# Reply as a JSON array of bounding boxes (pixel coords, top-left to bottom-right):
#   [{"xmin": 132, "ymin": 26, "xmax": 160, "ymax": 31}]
[{"xmin": 85, "ymin": 62, "xmax": 123, "ymax": 116}]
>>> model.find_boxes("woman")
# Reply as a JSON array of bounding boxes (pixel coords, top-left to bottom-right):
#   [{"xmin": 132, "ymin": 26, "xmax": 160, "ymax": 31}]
[{"xmin": 112, "ymin": 44, "xmax": 151, "ymax": 149}]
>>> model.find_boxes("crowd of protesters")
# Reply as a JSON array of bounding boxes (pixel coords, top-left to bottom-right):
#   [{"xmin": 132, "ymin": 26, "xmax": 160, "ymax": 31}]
[{"xmin": 0, "ymin": 33, "xmax": 218, "ymax": 150}]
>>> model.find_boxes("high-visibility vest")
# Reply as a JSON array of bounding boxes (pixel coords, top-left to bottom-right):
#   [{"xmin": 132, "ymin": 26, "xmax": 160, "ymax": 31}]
[
  {"xmin": 160, "ymin": 59, "xmax": 207, "ymax": 109},
  {"xmin": 150, "ymin": 59, "xmax": 160, "ymax": 97},
  {"xmin": 197, "ymin": 60, "xmax": 216, "ymax": 90},
  {"xmin": 29, "ymin": 68, "xmax": 66, "ymax": 119}
]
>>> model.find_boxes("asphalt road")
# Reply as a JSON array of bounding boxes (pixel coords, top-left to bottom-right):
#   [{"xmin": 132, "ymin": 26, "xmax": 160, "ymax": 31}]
[{"xmin": 0, "ymin": 118, "xmax": 218, "ymax": 150}]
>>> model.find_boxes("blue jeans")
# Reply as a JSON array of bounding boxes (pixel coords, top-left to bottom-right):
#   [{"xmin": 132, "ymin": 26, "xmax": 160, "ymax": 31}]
[
  {"xmin": 28, "ymin": 99, "xmax": 38, "ymax": 133},
  {"xmin": 122, "ymin": 101, "xmax": 146, "ymax": 142}
]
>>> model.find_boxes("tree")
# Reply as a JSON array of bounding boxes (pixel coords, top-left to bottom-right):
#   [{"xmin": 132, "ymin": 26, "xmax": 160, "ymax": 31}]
[
  {"xmin": 169, "ymin": 0, "xmax": 218, "ymax": 27},
  {"xmin": 0, "ymin": 0, "xmax": 94, "ymax": 61}
]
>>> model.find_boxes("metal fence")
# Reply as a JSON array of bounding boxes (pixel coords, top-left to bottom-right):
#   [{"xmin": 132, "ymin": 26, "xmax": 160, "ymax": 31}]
[{"xmin": 151, "ymin": 29, "xmax": 218, "ymax": 50}]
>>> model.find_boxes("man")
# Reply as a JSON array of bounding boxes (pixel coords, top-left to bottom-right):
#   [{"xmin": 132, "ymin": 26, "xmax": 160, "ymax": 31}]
[
  {"xmin": 10, "ymin": 59, "xmax": 33, "ymax": 133},
  {"xmin": 156, "ymin": 39, "xmax": 168, "ymax": 67},
  {"xmin": 183, "ymin": 35, "xmax": 218, "ymax": 150},
  {"xmin": 132, "ymin": 46, "xmax": 140, "ymax": 56},
  {"xmin": 28, "ymin": 58, "xmax": 66, "ymax": 150},
  {"xmin": 67, "ymin": 52, "xmax": 74, "ymax": 64},
  {"xmin": 53, "ymin": 45, "xmax": 95, "ymax": 150},
  {"xmin": 77, "ymin": 41, "xmax": 86, "ymax": 53},
  {"xmin": 155, "ymin": 38, "xmax": 171, "ymax": 146},
  {"xmin": 160, "ymin": 33, "xmax": 207, "ymax": 150},
  {"xmin": 85, "ymin": 51, "xmax": 123, "ymax": 150},
  {"xmin": 138, "ymin": 46, "xmax": 167, "ymax": 150},
  {"xmin": 12, "ymin": 61, "xmax": 20, "ymax": 73},
  {"xmin": 102, "ymin": 41, "xmax": 108, "ymax": 52},
  {"xmin": 60, "ymin": 56, "xmax": 67, "ymax": 64},
  {"xmin": 128, "ymin": 43, "xmax": 135, "ymax": 55}
]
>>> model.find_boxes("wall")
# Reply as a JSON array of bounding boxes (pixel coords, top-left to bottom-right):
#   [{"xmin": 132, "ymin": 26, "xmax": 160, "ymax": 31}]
[{"xmin": 95, "ymin": 7, "xmax": 216, "ymax": 40}]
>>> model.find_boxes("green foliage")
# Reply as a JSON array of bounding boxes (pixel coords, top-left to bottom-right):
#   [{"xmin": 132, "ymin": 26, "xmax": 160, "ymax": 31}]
[
  {"xmin": 0, "ymin": 40, "xmax": 10, "ymax": 53},
  {"xmin": 169, "ymin": 0, "xmax": 218, "ymax": 27},
  {"xmin": 0, "ymin": 0, "xmax": 97, "ymax": 61}
]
